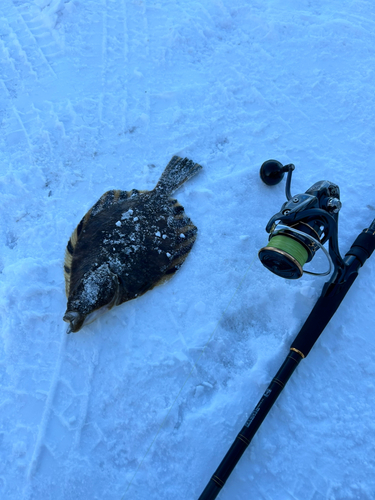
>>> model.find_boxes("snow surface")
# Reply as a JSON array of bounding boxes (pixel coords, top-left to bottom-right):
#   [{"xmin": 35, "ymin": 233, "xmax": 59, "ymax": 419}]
[{"xmin": 1, "ymin": 0, "xmax": 375, "ymax": 499}]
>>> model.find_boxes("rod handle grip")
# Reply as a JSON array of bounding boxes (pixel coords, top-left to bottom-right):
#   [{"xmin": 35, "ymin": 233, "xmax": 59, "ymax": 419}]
[
  {"xmin": 345, "ymin": 228, "xmax": 375, "ymax": 266},
  {"xmin": 292, "ymin": 227, "xmax": 375, "ymax": 357}
]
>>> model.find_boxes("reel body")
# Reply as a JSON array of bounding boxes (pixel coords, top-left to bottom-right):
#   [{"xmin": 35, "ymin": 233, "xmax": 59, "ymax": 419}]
[{"xmin": 259, "ymin": 162, "xmax": 343, "ymax": 279}]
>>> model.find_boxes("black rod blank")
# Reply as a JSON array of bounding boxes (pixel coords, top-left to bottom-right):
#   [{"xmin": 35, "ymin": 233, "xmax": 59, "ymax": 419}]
[{"xmin": 198, "ymin": 351, "xmax": 303, "ymax": 500}]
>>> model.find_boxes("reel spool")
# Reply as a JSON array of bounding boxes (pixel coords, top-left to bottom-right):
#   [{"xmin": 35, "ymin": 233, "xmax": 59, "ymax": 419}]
[{"xmin": 258, "ymin": 160, "xmax": 342, "ymax": 279}]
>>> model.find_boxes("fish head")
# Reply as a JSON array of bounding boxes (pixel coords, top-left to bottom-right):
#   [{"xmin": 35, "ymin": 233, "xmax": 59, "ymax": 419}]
[
  {"xmin": 63, "ymin": 310, "xmax": 86, "ymax": 333},
  {"xmin": 64, "ymin": 264, "xmax": 121, "ymax": 333}
]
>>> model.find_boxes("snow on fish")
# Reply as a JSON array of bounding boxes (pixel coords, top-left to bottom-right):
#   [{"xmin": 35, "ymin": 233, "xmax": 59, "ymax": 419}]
[{"xmin": 63, "ymin": 156, "xmax": 202, "ymax": 333}]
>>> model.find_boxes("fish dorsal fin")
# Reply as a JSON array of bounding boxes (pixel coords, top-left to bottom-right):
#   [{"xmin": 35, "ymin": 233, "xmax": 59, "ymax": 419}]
[{"xmin": 154, "ymin": 156, "xmax": 202, "ymax": 196}]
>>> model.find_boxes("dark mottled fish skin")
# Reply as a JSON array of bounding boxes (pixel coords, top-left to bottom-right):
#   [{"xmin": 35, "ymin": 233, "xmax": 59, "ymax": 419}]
[{"xmin": 63, "ymin": 156, "xmax": 202, "ymax": 333}]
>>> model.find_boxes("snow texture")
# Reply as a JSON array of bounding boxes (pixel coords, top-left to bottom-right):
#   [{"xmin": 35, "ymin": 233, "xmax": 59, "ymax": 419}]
[{"xmin": 1, "ymin": 0, "xmax": 375, "ymax": 499}]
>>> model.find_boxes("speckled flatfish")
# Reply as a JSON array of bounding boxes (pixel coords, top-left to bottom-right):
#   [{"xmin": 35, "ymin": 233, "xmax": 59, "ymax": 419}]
[{"xmin": 63, "ymin": 156, "xmax": 202, "ymax": 333}]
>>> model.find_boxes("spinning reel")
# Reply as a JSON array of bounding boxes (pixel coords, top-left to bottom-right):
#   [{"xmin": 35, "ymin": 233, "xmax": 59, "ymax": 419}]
[
  {"xmin": 199, "ymin": 160, "xmax": 375, "ymax": 500},
  {"xmin": 258, "ymin": 160, "xmax": 344, "ymax": 279}
]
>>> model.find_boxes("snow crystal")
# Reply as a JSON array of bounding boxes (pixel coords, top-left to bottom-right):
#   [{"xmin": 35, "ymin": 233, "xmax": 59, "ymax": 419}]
[
  {"xmin": 194, "ymin": 301, "xmax": 206, "ymax": 313},
  {"xmin": 115, "ymin": 221, "xmax": 122, "ymax": 227},
  {"xmin": 121, "ymin": 209, "xmax": 134, "ymax": 220}
]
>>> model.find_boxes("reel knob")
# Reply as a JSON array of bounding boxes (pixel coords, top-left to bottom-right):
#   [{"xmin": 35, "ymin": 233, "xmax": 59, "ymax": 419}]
[{"xmin": 260, "ymin": 160, "xmax": 286, "ymax": 186}]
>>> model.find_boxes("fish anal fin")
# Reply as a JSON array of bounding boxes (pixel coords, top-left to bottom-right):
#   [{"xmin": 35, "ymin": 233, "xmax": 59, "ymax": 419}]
[
  {"xmin": 155, "ymin": 225, "xmax": 198, "ymax": 287},
  {"xmin": 154, "ymin": 248, "xmax": 195, "ymax": 288},
  {"xmin": 156, "ymin": 272, "xmax": 177, "ymax": 287}
]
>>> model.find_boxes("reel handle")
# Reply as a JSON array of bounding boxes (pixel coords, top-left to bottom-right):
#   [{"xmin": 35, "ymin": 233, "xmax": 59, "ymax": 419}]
[{"xmin": 259, "ymin": 160, "xmax": 294, "ymax": 191}]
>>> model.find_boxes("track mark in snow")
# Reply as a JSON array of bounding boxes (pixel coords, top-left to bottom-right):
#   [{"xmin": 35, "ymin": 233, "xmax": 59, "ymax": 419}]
[
  {"xmin": 99, "ymin": 0, "xmax": 128, "ymax": 131},
  {"xmin": 1, "ymin": 0, "xmax": 58, "ymax": 80},
  {"xmin": 122, "ymin": 0, "xmax": 150, "ymax": 134},
  {"xmin": 71, "ymin": 347, "xmax": 100, "ymax": 451},
  {"xmin": 0, "ymin": 19, "xmax": 38, "ymax": 85},
  {"xmin": 26, "ymin": 330, "xmax": 68, "ymax": 480},
  {"xmin": 0, "ymin": 80, "xmax": 33, "ymax": 150},
  {"xmin": 97, "ymin": 0, "xmax": 151, "ymax": 141},
  {"xmin": 25, "ymin": 332, "xmax": 101, "ymax": 498},
  {"xmin": 0, "ymin": 78, "xmax": 58, "ymax": 158}
]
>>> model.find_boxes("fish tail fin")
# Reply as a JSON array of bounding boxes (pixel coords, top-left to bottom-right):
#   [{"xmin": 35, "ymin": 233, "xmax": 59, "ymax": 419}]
[{"xmin": 155, "ymin": 156, "xmax": 202, "ymax": 195}]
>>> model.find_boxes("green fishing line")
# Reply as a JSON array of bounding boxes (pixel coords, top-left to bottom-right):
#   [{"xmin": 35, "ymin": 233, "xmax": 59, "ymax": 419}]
[{"xmin": 267, "ymin": 235, "xmax": 308, "ymax": 267}]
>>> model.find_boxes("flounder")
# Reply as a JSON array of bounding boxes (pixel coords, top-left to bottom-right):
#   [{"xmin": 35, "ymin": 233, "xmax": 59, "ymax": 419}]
[{"xmin": 63, "ymin": 156, "xmax": 202, "ymax": 333}]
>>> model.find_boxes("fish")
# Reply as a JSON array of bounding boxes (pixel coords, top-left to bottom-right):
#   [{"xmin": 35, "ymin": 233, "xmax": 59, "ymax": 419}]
[{"xmin": 63, "ymin": 156, "xmax": 202, "ymax": 333}]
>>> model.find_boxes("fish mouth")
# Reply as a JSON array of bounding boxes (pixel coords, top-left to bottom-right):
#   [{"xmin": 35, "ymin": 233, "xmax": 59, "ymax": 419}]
[{"xmin": 63, "ymin": 311, "xmax": 86, "ymax": 333}]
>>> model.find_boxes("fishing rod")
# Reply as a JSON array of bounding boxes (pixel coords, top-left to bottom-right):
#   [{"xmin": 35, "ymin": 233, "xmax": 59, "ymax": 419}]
[{"xmin": 198, "ymin": 160, "xmax": 375, "ymax": 500}]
